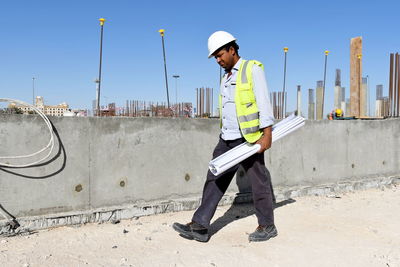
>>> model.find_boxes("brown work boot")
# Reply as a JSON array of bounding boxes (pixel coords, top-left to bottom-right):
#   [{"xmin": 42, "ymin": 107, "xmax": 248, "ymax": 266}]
[
  {"xmin": 172, "ymin": 221, "xmax": 209, "ymax": 242},
  {"xmin": 248, "ymin": 224, "xmax": 278, "ymax": 242}
]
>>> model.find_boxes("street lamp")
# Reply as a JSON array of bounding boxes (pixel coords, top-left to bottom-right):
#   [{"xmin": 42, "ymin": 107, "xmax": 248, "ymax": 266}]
[
  {"xmin": 32, "ymin": 77, "xmax": 35, "ymax": 105},
  {"xmin": 366, "ymin": 74, "xmax": 370, "ymax": 116},
  {"xmin": 282, "ymin": 47, "xmax": 288, "ymax": 118},
  {"xmin": 322, "ymin": 50, "xmax": 330, "ymax": 118},
  {"xmin": 96, "ymin": 18, "xmax": 106, "ymax": 116},
  {"xmin": 159, "ymin": 29, "xmax": 170, "ymax": 108}
]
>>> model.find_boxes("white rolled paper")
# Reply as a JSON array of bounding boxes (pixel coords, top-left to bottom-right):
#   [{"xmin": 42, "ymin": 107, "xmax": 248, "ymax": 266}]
[{"xmin": 209, "ymin": 114, "xmax": 305, "ymax": 176}]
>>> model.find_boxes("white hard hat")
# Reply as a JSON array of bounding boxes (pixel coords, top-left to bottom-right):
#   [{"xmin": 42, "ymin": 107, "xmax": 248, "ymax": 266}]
[{"xmin": 207, "ymin": 31, "xmax": 236, "ymax": 58}]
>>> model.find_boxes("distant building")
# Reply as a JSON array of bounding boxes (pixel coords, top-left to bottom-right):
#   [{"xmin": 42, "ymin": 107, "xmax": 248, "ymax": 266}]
[
  {"xmin": 334, "ymin": 69, "xmax": 341, "ymax": 110},
  {"xmin": 376, "ymin": 84, "xmax": 383, "ymax": 100},
  {"xmin": 8, "ymin": 96, "xmax": 70, "ymax": 116}
]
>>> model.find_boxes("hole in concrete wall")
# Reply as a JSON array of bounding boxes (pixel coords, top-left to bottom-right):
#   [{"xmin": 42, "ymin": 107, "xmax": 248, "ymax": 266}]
[
  {"xmin": 75, "ymin": 184, "xmax": 83, "ymax": 192},
  {"xmin": 313, "ymin": 167, "xmax": 316, "ymax": 172},
  {"xmin": 185, "ymin": 174, "xmax": 190, "ymax": 181},
  {"xmin": 351, "ymin": 164, "xmax": 355, "ymax": 169},
  {"xmin": 382, "ymin": 161, "xmax": 386, "ymax": 165},
  {"xmin": 120, "ymin": 181, "xmax": 125, "ymax": 187}
]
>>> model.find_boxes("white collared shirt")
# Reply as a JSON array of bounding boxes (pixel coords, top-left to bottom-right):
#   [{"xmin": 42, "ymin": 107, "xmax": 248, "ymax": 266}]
[{"xmin": 220, "ymin": 58, "xmax": 275, "ymax": 141}]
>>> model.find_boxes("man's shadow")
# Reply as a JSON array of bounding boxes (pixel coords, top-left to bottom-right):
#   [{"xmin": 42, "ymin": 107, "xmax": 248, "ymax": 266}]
[
  {"xmin": 209, "ymin": 166, "xmax": 296, "ymax": 237},
  {"xmin": 209, "ymin": 199, "xmax": 296, "ymax": 236}
]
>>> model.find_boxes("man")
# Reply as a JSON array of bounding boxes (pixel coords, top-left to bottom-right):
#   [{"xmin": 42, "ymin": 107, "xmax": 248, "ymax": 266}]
[{"xmin": 173, "ymin": 31, "xmax": 276, "ymax": 242}]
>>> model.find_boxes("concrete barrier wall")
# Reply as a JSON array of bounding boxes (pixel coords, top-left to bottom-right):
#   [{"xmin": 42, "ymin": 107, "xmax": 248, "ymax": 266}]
[{"xmin": 1, "ymin": 114, "xmax": 400, "ymax": 221}]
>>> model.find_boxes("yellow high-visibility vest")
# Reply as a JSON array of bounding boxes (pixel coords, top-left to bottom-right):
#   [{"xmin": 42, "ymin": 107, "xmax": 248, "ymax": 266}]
[{"xmin": 219, "ymin": 59, "xmax": 264, "ymax": 143}]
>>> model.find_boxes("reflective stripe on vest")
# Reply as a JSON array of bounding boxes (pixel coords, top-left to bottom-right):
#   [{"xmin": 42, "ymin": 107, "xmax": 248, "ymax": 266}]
[
  {"xmin": 238, "ymin": 112, "xmax": 259, "ymax": 123},
  {"xmin": 241, "ymin": 60, "xmax": 250, "ymax": 83},
  {"xmin": 241, "ymin": 125, "xmax": 260, "ymax": 135}
]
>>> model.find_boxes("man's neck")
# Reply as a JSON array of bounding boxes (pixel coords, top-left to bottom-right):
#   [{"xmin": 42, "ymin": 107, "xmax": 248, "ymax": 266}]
[
  {"xmin": 233, "ymin": 56, "xmax": 240, "ymax": 66},
  {"xmin": 226, "ymin": 56, "xmax": 240, "ymax": 73}
]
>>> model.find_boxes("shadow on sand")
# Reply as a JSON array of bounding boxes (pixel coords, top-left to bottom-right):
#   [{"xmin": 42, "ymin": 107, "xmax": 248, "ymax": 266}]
[{"xmin": 209, "ymin": 198, "xmax": 296, "ymax": 237}]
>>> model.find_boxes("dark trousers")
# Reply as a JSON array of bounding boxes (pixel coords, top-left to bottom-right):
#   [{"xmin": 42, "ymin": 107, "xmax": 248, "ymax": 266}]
[{"xmin": 192, "ymin": 137, "xmax": 275, "ymax": 228}]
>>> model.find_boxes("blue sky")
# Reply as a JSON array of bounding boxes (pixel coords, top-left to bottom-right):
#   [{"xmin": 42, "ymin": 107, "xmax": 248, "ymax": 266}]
[{"xmin": 1, "ymin": 0, "xmax": 399, "ymax": 115}]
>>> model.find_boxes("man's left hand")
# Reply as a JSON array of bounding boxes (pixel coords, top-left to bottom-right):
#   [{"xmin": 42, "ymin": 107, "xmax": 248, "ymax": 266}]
[{"xmin": 255, "ymin": 126, "xmax": 272, "ymax": 153}]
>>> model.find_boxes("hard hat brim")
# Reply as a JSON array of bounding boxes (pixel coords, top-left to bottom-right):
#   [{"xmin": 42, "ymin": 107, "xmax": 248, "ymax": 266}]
[{"xmin": 208, "ymin": 45, "xmax": 223, "ymax": 58}]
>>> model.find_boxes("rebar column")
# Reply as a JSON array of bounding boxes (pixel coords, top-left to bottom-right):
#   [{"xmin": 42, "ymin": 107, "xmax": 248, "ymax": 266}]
[
  {"xmin": 389, "ymin": 53, "xmax": 394, "ymax": 117},
  {"xmin": 308, "ymin": 88, "xmax": 315, "ymax": 120},
  {"xmin": 297, "ymin": 85, "xmax": 301, "ymax": 116},
  {"xmin": 361, "ymin": 77, "xmax": 368, "ymax": 117},
  {"xmin": 397, "ymin": 53, "xmax": 400, "ymax": 117},
  {"xmin": 316, "ymin": 81, "xmax": 324, "ymax": 120}
]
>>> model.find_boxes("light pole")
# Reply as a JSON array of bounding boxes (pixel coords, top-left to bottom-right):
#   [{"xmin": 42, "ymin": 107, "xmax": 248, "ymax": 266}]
[
  {"xmin": 366, "ymin": 74, "xmax": 370, "ymax": 116},
  {"xmin": 96, "ymin": 18, "xmax": 106, "ymax": 116},
  {"xmin": 159, "ymin": 29, "xmax": 170, "ymax": 108},
  {"xmin": 173, "ymin": 74, "xmax": 180, "ymax": 116},
  {"xmin": 322, "ymin": 50, "xmax": 329, "ymax": 118},
  {"xmin": 282, "ymin": 47, "xmax": 288, "ymax": 118},
  {"xmin": 32, "ymin": 77, "xmax": 35, "ymax": 105}
]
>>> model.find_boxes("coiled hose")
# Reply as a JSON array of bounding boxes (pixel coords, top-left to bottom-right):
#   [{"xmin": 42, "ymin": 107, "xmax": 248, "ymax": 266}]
[{"xmin": 0, "ymin": 98, "xmax": 55, "ymax": 226}]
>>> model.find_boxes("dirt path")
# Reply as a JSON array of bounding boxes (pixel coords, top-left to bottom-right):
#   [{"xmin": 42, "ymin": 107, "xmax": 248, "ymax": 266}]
[{"xmin": 1, "ymin": 186, "xmax": 399, "ymax": 267}]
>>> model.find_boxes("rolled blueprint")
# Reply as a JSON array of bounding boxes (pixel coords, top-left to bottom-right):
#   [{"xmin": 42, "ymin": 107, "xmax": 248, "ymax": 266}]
[{"xmin": 209, "ymin": 114, "xmax": 305, "ymax": 176}]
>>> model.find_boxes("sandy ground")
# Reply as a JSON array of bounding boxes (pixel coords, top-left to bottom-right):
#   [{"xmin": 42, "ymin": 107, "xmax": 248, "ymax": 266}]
[{"xmin": 0, "ymin": 186, "xmax": 399, "ymax": 267}]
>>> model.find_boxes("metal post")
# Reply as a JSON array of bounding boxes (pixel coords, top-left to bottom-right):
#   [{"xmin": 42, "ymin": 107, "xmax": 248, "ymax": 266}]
[
  {"xmin": 211, "ymin": 87, "xmax": 213, "ymax": 117},
  {"xmin": 200, "ymin": 87, "xmax": 204, "ymax": 117},
  {"xmin": 357, "ymin": 54, "xmax": 362, "ymax": 117},
  {"xmin": 206, "ymin": 87, "xmax": 209, "ymax": 115},
  {"xmin": 97, "ymin": 18, "xmax": 106, "ymax": 117},
  {"xmin": 32, "ymin": 77, "xmax": 35, "ymax": 105},
  {"xmin": 278, "ymin": 92, "xmax": 282, "ymax": 119},
  {"xmin": 322, "ymin": 50, "xmax": 329, "ymax": 119},
  {"xmin": 297, "ymin": 85, "xmax": 301, "ymax": 116},
  {"xmin": 394, "ymin": 54, "xmax": 397, "ymax": 117},
  {"xmin": 389, "ymin": 53, "xmax": 394, "ymax": 117},
  {"xmin": 396, "ymin": 53, "xmax": 398, "ymax": 116},
  {"xmin": 159, "ymin": 29, "xmax": 170, "ymax": 108},
  {"xmin": 196, "ymin": 88, "xmax": 198, "ymax": 117},
  {"xmin": 282, "ymin": 47, "xmax": 288, "ymax": 118},
  {"xmin": 366, "ymin": 75, "xmax": 370, "ymax": 116},
  {"xmin": 172, "ymin": 75, "xmax": 180, "ymax": 116},
  {"xmin": 272, "ymin": 92, "xmax": 276, "ymax": 118},
  {"xmin": 396, "ymin": 53, "xmax": 400, "ymax": 117}
]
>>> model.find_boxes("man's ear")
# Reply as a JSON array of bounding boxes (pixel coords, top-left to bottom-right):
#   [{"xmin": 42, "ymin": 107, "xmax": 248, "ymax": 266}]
[{"xmin": 229, "ymin": 46, "xmax": 236, "ymax": 56}]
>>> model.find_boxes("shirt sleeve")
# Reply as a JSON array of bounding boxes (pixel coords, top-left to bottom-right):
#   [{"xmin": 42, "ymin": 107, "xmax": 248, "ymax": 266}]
[{"xmin": 252, "ymin": 64, "xmax": 275, "ymax": 128}]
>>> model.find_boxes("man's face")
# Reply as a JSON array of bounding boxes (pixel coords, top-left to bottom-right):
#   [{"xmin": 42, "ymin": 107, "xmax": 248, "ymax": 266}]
[{"xmin": 213, "ymin": 47, "xmax": 235, "ymax": 71}]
